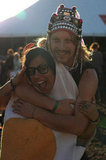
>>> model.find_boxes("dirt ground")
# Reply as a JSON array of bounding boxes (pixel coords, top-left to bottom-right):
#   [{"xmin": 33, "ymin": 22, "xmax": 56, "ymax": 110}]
[{"xmin": 86, "ymin": 104, "xmax": 106, "ymax": 160}]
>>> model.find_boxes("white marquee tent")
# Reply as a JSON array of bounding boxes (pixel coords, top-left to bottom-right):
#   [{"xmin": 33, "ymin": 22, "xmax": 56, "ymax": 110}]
[{"xmin": 0, "ymin": 0, "xmax": 106, "ymax": 37}]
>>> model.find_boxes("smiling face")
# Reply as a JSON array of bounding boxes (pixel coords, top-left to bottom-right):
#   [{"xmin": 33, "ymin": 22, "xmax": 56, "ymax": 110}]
[
  {"xmin": 49, "ymin": 30, "xmax": 78, "ymax": 67},
  {"xmin": 27, "ymin": 55, "xmax": 55, "ymax": 94}
]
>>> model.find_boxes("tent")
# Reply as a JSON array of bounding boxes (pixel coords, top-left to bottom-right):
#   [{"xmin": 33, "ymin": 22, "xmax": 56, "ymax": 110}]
[{"xmin": 0, "ymin": 0, "xmax": 106, "ymax": 37}]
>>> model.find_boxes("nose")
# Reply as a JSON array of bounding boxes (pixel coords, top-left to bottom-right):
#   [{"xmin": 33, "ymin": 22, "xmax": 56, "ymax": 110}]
[
  {"xmin": 33, "ymin": 70, "xmax": 41, "ymax": 78},
  {"xmin": 58, "ymin": 41, "xmax": 65, "ymax": 50}
]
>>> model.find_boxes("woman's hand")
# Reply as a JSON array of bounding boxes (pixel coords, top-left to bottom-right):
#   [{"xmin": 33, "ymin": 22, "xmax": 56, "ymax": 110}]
[
  {"xmin": 12, "ymin": 98, "xmax": 76, "ymax": 118},
  {"xmin": 55, "ymin": 99, "xmax": 75, "ymax": 115},
  {"xmin": 12, "ymin": 98, "xmax": 38, "ymax": 118}
]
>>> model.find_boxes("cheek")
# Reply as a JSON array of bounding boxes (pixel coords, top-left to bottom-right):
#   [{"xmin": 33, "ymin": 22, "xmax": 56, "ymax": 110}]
[
  {"xmin": 47, "ymin": 73, "xmax": 55, "ymax": 88},
  {"xmin": 51, "ymin": 45, "xmax": 55, "ymax": 52},
  {"xmin": 66, "ymin": 42, "xmax": 75, "ymax": 49},
  {"xmin": 50, "ymin": 40, "xmax": 57, "ymax": 49},
  {"xmin": 29, "ymin": 76, "xmax": 35, "ymax": 83},
  {"xmin": 50, "ymin": 75, "xmax": 55, "ymax": 85},
  {"xmin": 50, "ymin": 44, "xmax": 57, "ymax": 56}
]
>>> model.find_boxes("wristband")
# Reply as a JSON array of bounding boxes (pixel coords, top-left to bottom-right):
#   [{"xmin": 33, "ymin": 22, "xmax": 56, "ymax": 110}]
[
  {"xmin": 52, "ymin": 101, "xmax": 59, "ymax": 113},
  {"xmin": 10, "ymin": 78, "xmax": 16, "ymax": 91}
]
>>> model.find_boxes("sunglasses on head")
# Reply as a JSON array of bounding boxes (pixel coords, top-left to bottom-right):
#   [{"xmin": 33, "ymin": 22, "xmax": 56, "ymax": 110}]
[{"xmin": 26, "ymin": 64, "xmax": 49, "ymax": 76}]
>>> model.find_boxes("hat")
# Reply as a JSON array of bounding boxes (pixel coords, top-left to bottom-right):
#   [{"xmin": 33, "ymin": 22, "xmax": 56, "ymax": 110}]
[{"xmin": 48, "ymin": 4, "xmax": 83, "ymax": 39}]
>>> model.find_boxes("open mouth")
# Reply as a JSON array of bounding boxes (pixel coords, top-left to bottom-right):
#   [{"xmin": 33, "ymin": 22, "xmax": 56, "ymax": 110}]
[
  {"xmin": 56, "ymin": 54, "xmax": 66, "ymax": 60},
  {"xmin": 35, "ymin": 80, "xmax": 47, "ymax": 92},
  {"xmin": 56, "ymin": 50, "xmax": 70, "ymax": 55}
]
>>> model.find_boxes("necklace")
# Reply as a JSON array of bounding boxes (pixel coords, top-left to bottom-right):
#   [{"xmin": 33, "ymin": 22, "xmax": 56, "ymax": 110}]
[{"xmin": 64, "ymin": 62, "xmax": 78, "ymax": 72}]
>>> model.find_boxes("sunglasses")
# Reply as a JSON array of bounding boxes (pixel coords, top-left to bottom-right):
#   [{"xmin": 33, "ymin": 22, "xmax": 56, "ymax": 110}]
[{"xmin": 26, "ymin": 64, "xmax": 49, "ymax": 76}]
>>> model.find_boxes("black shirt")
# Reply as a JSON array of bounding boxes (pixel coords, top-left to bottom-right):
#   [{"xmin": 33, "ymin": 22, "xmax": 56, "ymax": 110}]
[{"xmin": 70, "ymin": 61, "xmax": 94, "ymax": 86}]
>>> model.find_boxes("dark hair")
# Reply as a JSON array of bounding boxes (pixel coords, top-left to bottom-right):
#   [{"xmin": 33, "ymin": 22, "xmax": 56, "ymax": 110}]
[
  {"xmin": 0, "ymin": 61, "xmax": 7, "ymax": 86},
  {"xmin": 25, "ymin": 47, "xmax": 56, "ymax": 76}
]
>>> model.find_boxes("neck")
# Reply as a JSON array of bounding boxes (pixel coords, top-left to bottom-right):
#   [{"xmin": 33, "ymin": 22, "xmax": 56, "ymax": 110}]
[{"xmin": 66, "ymin": 58, "xmax": 74, "ymax": 67}]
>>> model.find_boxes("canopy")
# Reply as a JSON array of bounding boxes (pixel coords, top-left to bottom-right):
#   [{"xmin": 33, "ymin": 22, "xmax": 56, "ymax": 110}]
[{"xmin": 0, "ymin": 0, "xmax": 106, "ymax": 37}]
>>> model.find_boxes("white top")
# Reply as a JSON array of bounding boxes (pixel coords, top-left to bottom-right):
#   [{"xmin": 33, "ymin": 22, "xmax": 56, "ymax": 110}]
[{"xmin": 49, "ymin": 64, "xmax": 85, "ymax": 160}]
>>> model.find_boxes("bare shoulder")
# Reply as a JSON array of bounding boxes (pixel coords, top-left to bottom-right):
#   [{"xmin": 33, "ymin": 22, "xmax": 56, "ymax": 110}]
[
  {"xmin": 81, "ymin": 69, "xmax": 98, "ymax": 83},
  {"xmin": 78, "ymin": 69, "xmax": 98, "ymax": 101},
  {"xmin": 18, "ymin": 74, "xmax": 28, "ymax": 86}
]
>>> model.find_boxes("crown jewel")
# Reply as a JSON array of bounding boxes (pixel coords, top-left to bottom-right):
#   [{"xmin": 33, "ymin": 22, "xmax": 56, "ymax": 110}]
[{"xmin": 48, "ymin": 4, "xmax": 83, "ymax": 38}]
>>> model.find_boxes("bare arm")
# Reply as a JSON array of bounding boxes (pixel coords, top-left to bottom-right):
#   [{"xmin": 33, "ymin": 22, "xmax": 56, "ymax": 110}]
[
  {"xmin": 16, "ymin": 81, "xmax": 75, "ymax": 115},
  {"xmin": 15, "ymin": 69, "xmax": 98, "ymax": 135},
  {"xmin": 0, "ymin": 68, "xmax": 26, "ymax": 95},
  {"xmin": 77, "ymin": 69, "xmax": 98, "ymax": 103},
  {"xmin": 16, "ymin": 83, "xmax": 56, "ymax": 111},
  {"xmin": 0, "ymin": 80, "xmax": 13, "ymax": 110},
  {"xmin": 75, "ymin": 69, "xmax": 98, "ymax": 138},
  {"xmin": 33, "ymin": 107, "xmax": 87, "ymax": 135},
  {"xmin": 15, "ymin": 68, "xmax": 98, "ymax": 111},
  {"xmin": 13, "ymin": 68, "xmax": 98, "ymax": 136},
  {"xmin": 13, "ymin": 99, "xmax": 88, "ymax": 135},
  {"xmin": 0, "ymin": 68, "xmax": 74, "ymax": 114},
  {"xmin": 78, "ymin": 101, "xmax": 99, "ymax": 139},
  {"xmin": 14, "ymin": 69, "xmax": 98, "ymax": 134},
  {"xmin": 0, "ymin": 68, "xmax": 26, "ymax": 110},
  {"xmin": 0, "ymin": 68, "xmax": 56, "ymax": 112}
]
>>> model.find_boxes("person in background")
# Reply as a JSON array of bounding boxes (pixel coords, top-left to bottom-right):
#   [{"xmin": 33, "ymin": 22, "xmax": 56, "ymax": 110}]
[
  {"xmin": 89, "ymin": 42, "xmax": 103, "ymax": 103},
  {"xmin": 4, "ymin": 52, "xmax": 21, "ymax": 80},
  {"xmin": 10, "ymin": 52, "xmax": 21, "ymax": 78},
  {"xmin": 0, "ymin": 60, "xmax": 6, "ymax": 86},
  {"xmin": 0, "ymin": 52, "xmax": 21, "ymax": 128},
  {"xmin": 17, "ymin": 46, "xmax": 24, "ymax": 58},
  {"xmin": 6, "ymin": 48, "xmax": 14, "ymax": 58},
  {"xmin": 0, "ymin": 60, "xmax": 6, "ymax": 129}
]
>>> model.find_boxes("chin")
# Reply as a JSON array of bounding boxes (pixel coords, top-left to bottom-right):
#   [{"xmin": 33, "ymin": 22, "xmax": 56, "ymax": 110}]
[
  {"xmin": 57, "ymin": 58, "xmax": 66, "ymax": 63},
  {"xmin": 58, "ymin": 60, "xmax": 67, "ymax": 65},
  {"xmin": 35, "ymin": 87, "xmax": 49, "ymax": 94}
]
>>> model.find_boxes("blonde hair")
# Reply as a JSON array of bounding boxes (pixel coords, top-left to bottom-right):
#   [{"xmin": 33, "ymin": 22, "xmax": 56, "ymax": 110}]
[
  {"xmin": 80, "ymin": 45, "xmax": 92, "ymax": 62},
  {"xmin": 37, "ymin": 37, "xmax": 47, "ymax": 48},
  {"xmin": 89, "ymin": 42, "xmax": 100, "ymax": 52},
  {"xmin": 7, "ymin": 48, "xmax": 14, "ymax": 56}
]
